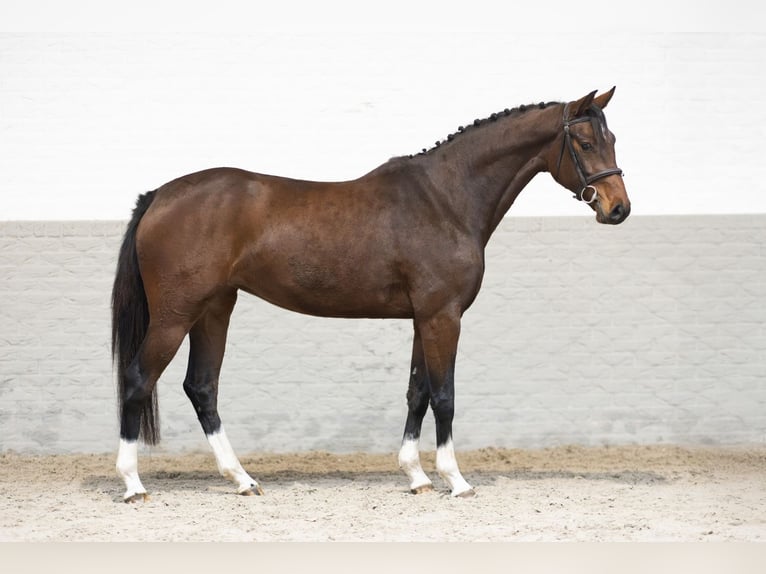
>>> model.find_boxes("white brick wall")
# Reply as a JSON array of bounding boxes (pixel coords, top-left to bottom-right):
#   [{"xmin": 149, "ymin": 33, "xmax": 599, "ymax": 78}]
[{"xmin": 1, "ymin": 215, "xmax": 764, "ymax": 454}]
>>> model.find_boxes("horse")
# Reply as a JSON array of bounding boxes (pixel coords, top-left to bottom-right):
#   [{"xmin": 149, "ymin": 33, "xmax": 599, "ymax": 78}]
[{"xmin": 111, "ymin": 87, "xmax": 629, "ymax": 502}]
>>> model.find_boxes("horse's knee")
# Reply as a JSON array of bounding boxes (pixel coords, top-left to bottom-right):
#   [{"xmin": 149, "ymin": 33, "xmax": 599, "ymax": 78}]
[
  {"xmin": 406, "ymin": 386, "xmax": 429, "ymax": 415},
  {"xmin": 429, "ymin": 391, "xmax": 454, "ymax": 421}
]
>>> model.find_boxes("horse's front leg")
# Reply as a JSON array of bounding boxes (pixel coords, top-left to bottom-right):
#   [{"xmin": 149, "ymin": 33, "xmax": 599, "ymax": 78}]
[
  {"xmin": 398, "ymin": 326, "xmax": 434, "ymax": 493},
  {"xmin": 416, "ymin": 308, "xmax": 474, "ymax": 497}
]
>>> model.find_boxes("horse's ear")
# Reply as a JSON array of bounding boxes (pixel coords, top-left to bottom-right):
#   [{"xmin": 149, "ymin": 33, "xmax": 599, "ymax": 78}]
[
  {"xmin": 593, "ymin": 86, "xmax": 616, "ymax": 110},
  {"xmin": 571, "ymin": 90, "xmax": 598, "ymax": 118}
]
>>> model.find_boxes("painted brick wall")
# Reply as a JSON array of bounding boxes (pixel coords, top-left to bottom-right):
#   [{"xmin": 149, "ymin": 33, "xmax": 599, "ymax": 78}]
[{"xmin": 1, "ymin": 215, "xmax": 764, "ymax": 454}]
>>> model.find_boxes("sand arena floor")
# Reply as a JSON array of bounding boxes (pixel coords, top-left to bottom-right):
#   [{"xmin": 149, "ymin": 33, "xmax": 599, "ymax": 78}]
[{"xmin": 1, "ymin": 445, "xmax": 764, "ymax": 542}]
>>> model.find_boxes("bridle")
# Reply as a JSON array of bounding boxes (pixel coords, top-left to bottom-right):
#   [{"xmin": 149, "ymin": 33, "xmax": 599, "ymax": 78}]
[{"xmin": 556, "ymin": 103, "xmax": 624, "ymax": 204}]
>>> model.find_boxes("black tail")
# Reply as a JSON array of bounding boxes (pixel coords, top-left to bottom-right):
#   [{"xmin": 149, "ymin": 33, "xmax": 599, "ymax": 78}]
[{"xmin": 111, "ymin": 191, "xmax": 159, "ymax": 445}]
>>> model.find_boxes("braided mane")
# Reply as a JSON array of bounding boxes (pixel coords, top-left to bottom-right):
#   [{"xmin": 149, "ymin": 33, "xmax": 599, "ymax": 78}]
[{"xmin": 409, "ymin": 100, "xmax": 561, "ymax": 158}]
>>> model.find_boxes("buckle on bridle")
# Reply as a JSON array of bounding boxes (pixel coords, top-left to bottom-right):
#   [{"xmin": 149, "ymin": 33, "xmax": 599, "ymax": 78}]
[{"xmin": 576, "ymin": 185, "xmax": 599, "ymax": 204}]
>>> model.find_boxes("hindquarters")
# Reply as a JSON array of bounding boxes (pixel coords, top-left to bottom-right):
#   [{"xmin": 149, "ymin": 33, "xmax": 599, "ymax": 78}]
[
  {"xmin": 113, "ymin": 170, "xmax": 256, "ymax": 445},
  {"xmin": 136, "ymin": 169, "xmax": 259, "ymax": 312}
]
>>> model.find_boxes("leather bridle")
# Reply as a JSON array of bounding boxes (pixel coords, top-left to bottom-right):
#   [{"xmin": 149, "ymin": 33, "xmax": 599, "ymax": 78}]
[{"xmin": 556, "ymin": 103, "xmax": 623, "ymax": 204}]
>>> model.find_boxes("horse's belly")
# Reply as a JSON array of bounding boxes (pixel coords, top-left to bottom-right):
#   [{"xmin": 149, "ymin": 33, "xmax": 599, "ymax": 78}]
[{"xmin": 231, "ymin": 249, "xmax": 413, "ymax": 319}]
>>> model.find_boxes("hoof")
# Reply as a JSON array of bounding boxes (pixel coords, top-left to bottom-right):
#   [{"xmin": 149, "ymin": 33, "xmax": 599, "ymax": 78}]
[
  {"xmin": 239, "ymin": 484, "xmax": 264, "ymax": 496},
  {"xmin": 124, "ymin": 492, "xmax": 149, "ymax": 504},
  {"xmin": 453, "ymin": 488, "xmax": 476, "ymax": 498},
  {"xmin": 410, "ymin": 483, "xmax": 434, "ymax": 495}
]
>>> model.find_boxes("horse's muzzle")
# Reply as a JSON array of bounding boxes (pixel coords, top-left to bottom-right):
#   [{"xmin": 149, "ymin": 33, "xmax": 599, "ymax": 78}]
[
  {"xmin": 607, "ymin": 202, "xmax": 630, "ymax": 224},
  {"xmin": 596, "ymin": 201, "xmax": 631, "ymax": 225}
]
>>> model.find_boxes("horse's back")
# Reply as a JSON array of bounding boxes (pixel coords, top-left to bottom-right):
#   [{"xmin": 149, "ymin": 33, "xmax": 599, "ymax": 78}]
[{"xmin": 135, "ymin": 167, "xmax": 418, "ymax": 319}]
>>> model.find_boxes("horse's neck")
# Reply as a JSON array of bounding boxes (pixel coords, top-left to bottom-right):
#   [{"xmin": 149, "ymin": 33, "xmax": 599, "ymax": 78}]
[{"xmin": 423, "ymin": 107, "xmax": 560, "ymax": 245}]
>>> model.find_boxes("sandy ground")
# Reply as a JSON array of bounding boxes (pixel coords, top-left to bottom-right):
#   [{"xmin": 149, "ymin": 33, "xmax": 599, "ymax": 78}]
[{"xmin": 1, "ymin": 445, "xmax": 764, "ymax": 542}]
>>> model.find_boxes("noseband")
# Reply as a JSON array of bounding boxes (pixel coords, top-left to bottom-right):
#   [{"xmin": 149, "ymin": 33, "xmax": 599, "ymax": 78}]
[{"xmin": 556, "ymin": 103, "xmax": 623, "ymax": 203}]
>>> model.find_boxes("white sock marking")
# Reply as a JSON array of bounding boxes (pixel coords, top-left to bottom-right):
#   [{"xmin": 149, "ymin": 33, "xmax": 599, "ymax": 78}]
[
  {"xmin": 436, "ymin": 438, "xmax": 473, "ymax": 496},
  {"xmin": 116, "ymin": 439, "xmax": 147, "ymax": 500},
  {"xmin": 207, "ymin": 426, "xmax": 259, "ymax": 494},
  {"xmin": 398, "ymin": 437, "xmax": 432, "ymax": 491}
]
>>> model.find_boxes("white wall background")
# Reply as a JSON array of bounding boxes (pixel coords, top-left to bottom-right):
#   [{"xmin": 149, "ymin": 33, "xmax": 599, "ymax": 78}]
[{"xmin": 2, "ymin": 2, "xmax": 765, "ymax": 220}]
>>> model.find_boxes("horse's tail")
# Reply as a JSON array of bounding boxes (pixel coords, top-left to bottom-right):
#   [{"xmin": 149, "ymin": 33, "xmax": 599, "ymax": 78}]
[{"xmin": 111, "ymin": 190, "xmax": 159, "ymax": 445}]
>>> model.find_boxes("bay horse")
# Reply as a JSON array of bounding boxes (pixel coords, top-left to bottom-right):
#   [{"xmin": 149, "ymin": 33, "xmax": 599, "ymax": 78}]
[{"xmin": 112, "ymin": 88, "xmax": 629, "ymax": 502}]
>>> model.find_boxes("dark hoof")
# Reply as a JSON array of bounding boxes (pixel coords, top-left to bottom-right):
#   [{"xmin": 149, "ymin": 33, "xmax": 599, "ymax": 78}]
[
  {"xmin": 454, "ymin": 488, "xmax": 476, "ymax": 498},
  {"xmin": 240, "ymin": 484, "xmax": 264, "ymax": 496},
  {"xmin": 410, "ymin": 484, "xmax": 434, "ymax": 495},
  {"xmin": 124, "ymin": 492, "xmax": 149, "ymax": 504}
]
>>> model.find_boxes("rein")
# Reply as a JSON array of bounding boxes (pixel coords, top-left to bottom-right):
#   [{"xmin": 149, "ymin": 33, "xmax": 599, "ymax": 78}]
[{"xmin": 556, "ymin": 103, "xmax": 623, "ymax": 203}]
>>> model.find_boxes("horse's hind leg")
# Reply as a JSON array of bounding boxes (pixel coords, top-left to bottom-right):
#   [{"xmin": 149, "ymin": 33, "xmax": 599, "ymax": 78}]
[
  {"xmin": 117, "ymin": 322, "xmax": 190, "ymax": 502},
  {"xmin": 398, "ymin": 325, "xmax": 434, "ymax": 493},
  {"xmin": 183, "ymin": 289, "xmax": 262, "ymax": 496}
]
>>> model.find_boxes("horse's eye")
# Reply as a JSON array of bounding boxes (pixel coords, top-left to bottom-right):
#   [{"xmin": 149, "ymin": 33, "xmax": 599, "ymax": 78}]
[{"xmin": 581, "ymin": 142, "xmax": 593, "ymax": 151}]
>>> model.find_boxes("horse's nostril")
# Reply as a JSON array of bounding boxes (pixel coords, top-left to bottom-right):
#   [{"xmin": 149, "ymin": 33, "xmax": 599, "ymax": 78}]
[{"xmin": 609, "ymin": 204, "xmax": 626, "ymax": 222}]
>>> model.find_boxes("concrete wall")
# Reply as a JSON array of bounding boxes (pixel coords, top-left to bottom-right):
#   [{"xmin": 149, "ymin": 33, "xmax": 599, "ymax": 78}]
[{"xmin": 1, "ymin": 215, "xmax": 764, "ymax": 454}]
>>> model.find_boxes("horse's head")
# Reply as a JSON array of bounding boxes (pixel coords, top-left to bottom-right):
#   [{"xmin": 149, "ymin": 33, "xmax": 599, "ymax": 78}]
[{"xmin": 547, "ymin": 87, "xmax": 630, "ymax": 224}]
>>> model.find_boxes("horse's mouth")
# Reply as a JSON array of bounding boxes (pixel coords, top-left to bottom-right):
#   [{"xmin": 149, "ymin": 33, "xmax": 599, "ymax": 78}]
[{"xmin": 596, "ymin": 202, "xmax": 630, "ymax": 225}]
